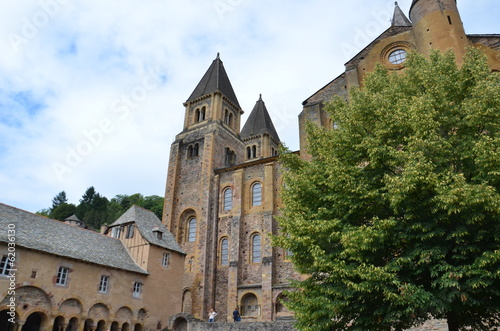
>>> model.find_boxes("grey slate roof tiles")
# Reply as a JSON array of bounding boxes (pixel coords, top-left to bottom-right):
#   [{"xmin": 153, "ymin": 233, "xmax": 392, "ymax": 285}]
[
  {"xmin": 109, "ymin": 205, "xmax": 185, "ymax": 254},
  {"xmin": 392, "ymin": 2, "xmax": 412, "ymax": 27},
  {"xmin": 186, "ymin": 53, "xmax": 241, "ymax": 108},
  {"xmin": 0, "ymin": 203, "xmax": 148, "ymax": 274},
  {"xmin": 240, "ymin": 94, "xmax": 280, "ymax": 142}
]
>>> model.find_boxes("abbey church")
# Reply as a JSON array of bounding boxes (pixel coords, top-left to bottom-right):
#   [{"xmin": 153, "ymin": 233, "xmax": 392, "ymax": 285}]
[
  {"xmin": 0, "ymin": 1, "xmax": 499, "ymax": 330},
  {"xmin": 162, "ymin": 0, "xmax": 500, "ymax": 324}
]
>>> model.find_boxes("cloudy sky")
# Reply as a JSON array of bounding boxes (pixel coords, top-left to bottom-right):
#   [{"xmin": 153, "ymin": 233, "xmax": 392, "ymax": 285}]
[{"xmin": 0, "ymin": 0, "xmax": 498, "ymax": 213}]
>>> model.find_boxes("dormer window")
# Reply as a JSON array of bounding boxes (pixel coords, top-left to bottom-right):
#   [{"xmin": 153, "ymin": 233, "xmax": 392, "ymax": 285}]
[
  {"xmin": 111, "ymin": 226, "xmax": 121, "ymax": 238},
  {"xmin": 153, "ymin": 227, "xmax": 163, "ymax": 240}
]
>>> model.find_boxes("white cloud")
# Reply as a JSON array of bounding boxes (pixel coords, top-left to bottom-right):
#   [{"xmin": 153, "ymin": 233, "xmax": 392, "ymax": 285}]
[{"xmin": 0, "ymin": 0, "xmax": 498, "ymax": 212}]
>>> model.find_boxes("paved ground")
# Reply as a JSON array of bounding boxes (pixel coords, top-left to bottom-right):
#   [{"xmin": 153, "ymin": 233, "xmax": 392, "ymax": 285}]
[{"xmin": 408, "ymin": 319, "xmax": 448, "ymax": 331}]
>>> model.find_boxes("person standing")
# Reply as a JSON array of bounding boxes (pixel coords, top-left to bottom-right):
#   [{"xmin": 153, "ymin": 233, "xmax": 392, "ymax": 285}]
[
  {"xmin": 208, "ymin": 309, "xmax": 217, "ymax": 322},
  {"xmin": 233, "ymin": 307, "xmax": 241, "ymax": 322}
]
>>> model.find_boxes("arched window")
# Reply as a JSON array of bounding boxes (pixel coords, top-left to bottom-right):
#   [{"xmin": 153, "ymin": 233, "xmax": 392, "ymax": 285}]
[
  {"xmin": 251, "ymin": 233, "xmax": 261, "ymax": 263},
  {"xmin": 224, "ymin": 109, "xmax": 230, "ymax": 125},
  {"xmin": 223, "ymin": 188, "xmax": 232, "ymax": 211},
  {"xmin": 246, "ymin": 147, "xmax": 251, "ymax": 159},
  {"xmin": 187, "ymin": 218, "xmax": 196, "ymax": 242},
  {"xmin": 228, "ymin": 113, "xmax": 233, "ymax": 126},
  {"xmin": 193, "ymin": 143, "xmax": 199, "ymax": 157},
  {"xmin": 252, "ymin": 145, "xmax": 257, "ymax": 158},
  {"xmin": 252, "ymin": 182, "xmax": 262, "ymax": 206},
  {"xmin": 200, "ymin": 106, "xmax": 206, "ymax": 121},
  {"xmin": 195, "ymin": 108, "xmax": 200, "ymax": 123},
  {"xmin": 220, "ymin": 238, "xmax": 229, "ymax": 266}
]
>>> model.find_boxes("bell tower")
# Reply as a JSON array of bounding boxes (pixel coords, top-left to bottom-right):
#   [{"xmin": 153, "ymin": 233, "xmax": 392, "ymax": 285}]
[
  {"xmin": 162, "ymin": 54, "xmax": 245, "ymax": 320},
  {"xmin": 409, "ymin": 0, "xmax": 469, "ymax": 60}
]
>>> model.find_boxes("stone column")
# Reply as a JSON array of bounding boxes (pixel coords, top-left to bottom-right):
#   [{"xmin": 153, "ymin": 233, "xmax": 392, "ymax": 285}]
[
  {"xmin": 226, "ymin": 169, "xmax": 243, "ymax": 321},
  {"xmin": 261, "ymin": 162, "xmax": 275, "ymax": 321}
]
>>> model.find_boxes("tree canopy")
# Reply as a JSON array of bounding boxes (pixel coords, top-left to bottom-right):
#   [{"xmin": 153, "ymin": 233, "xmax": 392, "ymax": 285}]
[
  {"xmin": 274, "ymin": 48, "xmax": 500, "ymax": 331},
  {"xmin": 38, "ymin": 188, "xmax": 164, "ymax": 230}
]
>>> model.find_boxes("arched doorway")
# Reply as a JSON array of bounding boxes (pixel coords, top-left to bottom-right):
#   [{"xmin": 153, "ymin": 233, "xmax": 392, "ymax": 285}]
[
  {"xmin": 22, "ymin": 312, "xmax": 46, "ymax": 331},
  {"xmin": 133, "ymin": 323, "xmax": 142, "ymax": 331},
  {"xmin": 0, "ymin": 310, "xmax": 16, "ymax": 331},
  {"xmin": 172, "ymin": 317, "xmax": 187, "ymax": 331},
  {"xmin": 121, "ymin": 322, "xmax": 130, "ymax": 331}
]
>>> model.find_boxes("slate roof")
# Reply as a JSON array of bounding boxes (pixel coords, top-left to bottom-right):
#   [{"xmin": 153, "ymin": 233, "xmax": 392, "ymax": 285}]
[
  {"xmin": 0, "ymin": 203, "xmax": 148, "ymax": 274},
  {"xmin": 240, "ymin": 94, "xmax": 280, "ymax": 142},
  {"xmin": 468, "ymin": 34, "xmax": 500, "ymax": 50},
  {"xmin": 109, "ymin": 205, "xmax": 185, "ymax": 255},
  {"xmin": 64, "ymin": 214, "xmax": 82, "ymax": 222},
  {"xmin": 186, "ymin": 53, "xmax": 240, "ymax": 108},
  {"xmin": 392, "ymin": 2, "xmax": 412, "ymax": 27}
]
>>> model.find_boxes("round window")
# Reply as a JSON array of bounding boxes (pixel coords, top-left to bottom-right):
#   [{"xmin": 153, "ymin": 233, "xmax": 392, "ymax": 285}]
[{"xmin": 388, "ymin": 49, "xmax": 407, "ymax": 64}]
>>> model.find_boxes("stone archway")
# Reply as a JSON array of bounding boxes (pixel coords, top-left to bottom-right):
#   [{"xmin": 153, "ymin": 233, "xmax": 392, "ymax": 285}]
[
  {"xmin": 241, "ymin": 293, "xmax": 260, "ymax": 317},
  {"xmin": 1, "ymin": 286, "xmax": 52, "ymax": 317},
  {"xmin": 52, "ymin": 316, "xmax": 65, "ymax": 331},
  {"xmin": 21, "ymin": 312, "xmax": 47, "ymax": 331},
  {"xmin": 96, "ymin": 320, "xmax": 106, "ymax": 331},
  {"xmin": 65, "ymin": 317, "xmax": 78, "ymax": 331},
  {"xmin": 59, "ymin": 299, "xmax": 83, "ymax": 316},
  {"xmin": 172, "ymin": 317, "xmax": 187, "ymax": 331},
  {"xmin": 275, "ymin": 292, "xmax": 291, "ymax": 314},
  {"xmin": 0, "ymin": 309, "xmax": 16, "ymax": 331},
  {"xmin": 83, "ymin": 319, "xmax": 94, "ymax": 331},
  {"xmin": 181, "ymin": 290, "xmax": 192, "ymax": 314}
]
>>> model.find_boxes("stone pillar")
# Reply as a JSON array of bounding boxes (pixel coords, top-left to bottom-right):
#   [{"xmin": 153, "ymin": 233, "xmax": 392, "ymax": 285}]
[
  {"xmin": 261, "ymin": 162, "xmax": 275, "ymax": 321},
  {"xmin": 15, "ymin": 320, "xmax": 25, "ymax": 331},
  {"xmin": 226, "ymin": 169, "xmax": 243, "ymax": 321}
]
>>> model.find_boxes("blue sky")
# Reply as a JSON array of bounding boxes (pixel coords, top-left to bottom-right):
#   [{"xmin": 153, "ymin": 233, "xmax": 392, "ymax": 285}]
[{"xmin": 0, "ymin": 0, "xmax": 498, "ymax": 213}]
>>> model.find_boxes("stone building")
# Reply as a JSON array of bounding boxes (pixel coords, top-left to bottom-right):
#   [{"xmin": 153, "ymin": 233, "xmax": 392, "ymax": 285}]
[
  {"xmin": 0, "ymin": 203, "xmax": 185, "ymax": 331},
  {"xmin": 163, "ymin": 0, "xmax": 500, "ymax": 326},
  {"xmin": 162, "ymin": 53, "xmax": 303, "ymax": 323}
]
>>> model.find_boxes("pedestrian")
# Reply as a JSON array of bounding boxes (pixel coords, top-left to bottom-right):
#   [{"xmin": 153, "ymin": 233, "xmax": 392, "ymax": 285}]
[
  {"xmin": 233, "ymin": 307, "xmax": 241, "ymax": 322},
  {"xmin": 208, "ymin": 308, "xmax": 217, "ymax": 322}
]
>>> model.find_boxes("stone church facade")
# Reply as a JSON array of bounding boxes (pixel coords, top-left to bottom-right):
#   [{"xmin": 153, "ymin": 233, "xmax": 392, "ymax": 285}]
[{"xmin": 163, "ymin": 0, "xmax": 500, "ymax": 325}]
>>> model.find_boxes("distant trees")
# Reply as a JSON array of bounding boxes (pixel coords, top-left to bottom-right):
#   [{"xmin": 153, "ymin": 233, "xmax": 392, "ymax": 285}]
[{"xmin": 37, "ymin": 188, "xmax": 164, "ymax": 230}]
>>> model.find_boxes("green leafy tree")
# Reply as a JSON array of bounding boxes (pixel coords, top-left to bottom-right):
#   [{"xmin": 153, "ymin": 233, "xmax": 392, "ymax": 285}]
[
  {"xmin": 51, "ymin": 191, "xmax": 68, "ymax": 211},
  {"xmin": 275, "ymin": 48, "xmax": 500, "ymax": 331},
  {"xmin": 50, "ymin": 203, "xmax": 76, "ymax": 221},
  {"xmin": 142, "ymin": 195, "xmax": 164, "ymax": 219},
  {"xmin": 76, "ymin": 186, "xmax": 110, "ymax": 229}
]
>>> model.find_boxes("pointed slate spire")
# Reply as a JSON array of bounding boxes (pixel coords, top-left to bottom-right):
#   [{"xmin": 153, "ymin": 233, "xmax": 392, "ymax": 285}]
[
  {"xmin": 240, "ymin": 94, "xmax": 280, "ymax": 141},
  {"xmin": 392, "ymin": 1, "xmax": 412, "ymax": 27},
  {"xmin": 186, "ymin": 53, "xmax": 240, "ymax": 108}
]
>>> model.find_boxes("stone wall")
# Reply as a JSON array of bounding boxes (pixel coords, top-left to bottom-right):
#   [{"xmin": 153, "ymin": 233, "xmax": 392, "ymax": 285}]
[{"xmin": 166, "ymin": 319, "xmax": 456, "ymax": 331}]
